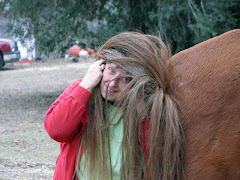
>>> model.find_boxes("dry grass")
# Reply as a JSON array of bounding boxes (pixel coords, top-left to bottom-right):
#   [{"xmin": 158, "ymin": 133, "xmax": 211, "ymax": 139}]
[{"xmin": 0, "ymin": 58, "xmax": 94, "ymax": 180}]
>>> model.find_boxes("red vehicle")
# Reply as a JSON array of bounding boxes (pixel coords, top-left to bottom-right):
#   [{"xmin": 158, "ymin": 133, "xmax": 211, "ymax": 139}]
[{"xmin": 0, "ymin": 38, "xmax": 21, "ymax": 69}]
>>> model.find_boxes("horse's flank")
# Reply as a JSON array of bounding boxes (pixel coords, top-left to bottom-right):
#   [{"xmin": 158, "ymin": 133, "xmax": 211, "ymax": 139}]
[{"xmin": 170, "ymin": 29, "xmax": 240, "ymax": 179}]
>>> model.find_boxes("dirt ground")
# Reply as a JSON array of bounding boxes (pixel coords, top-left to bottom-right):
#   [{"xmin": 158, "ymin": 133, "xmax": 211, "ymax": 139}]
[{"xmin": 0, "ymin": 58, "xmax": 94, "ymax": 180}]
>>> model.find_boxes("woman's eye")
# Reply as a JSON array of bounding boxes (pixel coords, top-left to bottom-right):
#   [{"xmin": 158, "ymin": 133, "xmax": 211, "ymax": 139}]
[
  {"xmin": 122, "ymin": 77, "xmax": 132, "ymax": 83},
  {"xmin": 108, "ymin": 67, "xmax": 115, "ymax": 74}
]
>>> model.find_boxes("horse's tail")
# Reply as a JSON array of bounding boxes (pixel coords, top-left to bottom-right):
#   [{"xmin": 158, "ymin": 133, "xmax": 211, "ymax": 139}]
[
  {"xmin": 140, "ymin": 37, "xmax": 185, "ymax": 180},
  {"xmin": 97, "ymin": 31, "xmax": 185, "ymax": 179},
  {"xmin": 146, "ymin": 86, "xmax": 184, "ymax": 180}
]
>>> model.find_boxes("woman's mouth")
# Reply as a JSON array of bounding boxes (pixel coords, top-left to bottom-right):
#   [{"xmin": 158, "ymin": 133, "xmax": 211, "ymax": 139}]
[{"xmin": 107, "ymin": 86, "xmax": 118, "ymax": 93}]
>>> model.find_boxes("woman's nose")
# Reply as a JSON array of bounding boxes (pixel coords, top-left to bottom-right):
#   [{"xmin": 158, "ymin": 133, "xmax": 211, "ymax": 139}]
[{"xmin": 109, "ymin": 78, "xmax": 118, "ymax": 87}]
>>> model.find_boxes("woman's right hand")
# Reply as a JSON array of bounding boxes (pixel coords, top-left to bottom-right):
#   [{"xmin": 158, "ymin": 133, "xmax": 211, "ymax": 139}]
[{"xmin": 79, "ymin": 59, "xmax": 105, "ymax": 92}]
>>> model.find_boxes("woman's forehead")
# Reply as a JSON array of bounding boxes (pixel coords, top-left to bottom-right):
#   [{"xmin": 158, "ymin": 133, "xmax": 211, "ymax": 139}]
[
  {"xmin": 107, "ymin": 63, "xmax": 127, "ymax": 74},
  {"xmin": 107, "ymin": 63, "xmax": 118, "ymax": 68}
]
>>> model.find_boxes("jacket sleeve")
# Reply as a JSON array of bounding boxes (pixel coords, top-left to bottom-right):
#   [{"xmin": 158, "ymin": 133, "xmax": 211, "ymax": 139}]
[{"xmin": 44, "ymin": 79, "xmax": 91, "ymax": 143}]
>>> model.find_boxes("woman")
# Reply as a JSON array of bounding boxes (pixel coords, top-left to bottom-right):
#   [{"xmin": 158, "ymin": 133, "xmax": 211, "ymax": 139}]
[{"xmin": 44, "ymin": 32, "xmax": 184, "ymax": 180}]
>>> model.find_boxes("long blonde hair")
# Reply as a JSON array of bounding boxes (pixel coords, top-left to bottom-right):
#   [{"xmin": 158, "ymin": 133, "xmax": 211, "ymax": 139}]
[{"xmin": 75, "ymin": 32, "xmax": 184, "ymax": 180}]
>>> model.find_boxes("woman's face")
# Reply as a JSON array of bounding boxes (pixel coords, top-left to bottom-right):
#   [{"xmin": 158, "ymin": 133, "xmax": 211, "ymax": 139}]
[{"xmin": 100, "ymin": 63, "xmax": 130, "ymax": 102}]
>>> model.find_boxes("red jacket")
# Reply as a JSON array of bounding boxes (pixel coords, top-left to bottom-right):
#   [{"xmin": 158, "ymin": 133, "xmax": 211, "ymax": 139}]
[{"xmin": 44, "ymin": 79, "xmax": 149, "ymax": 180}]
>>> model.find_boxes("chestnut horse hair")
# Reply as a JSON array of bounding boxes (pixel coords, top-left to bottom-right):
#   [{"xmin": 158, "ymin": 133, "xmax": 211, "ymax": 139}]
[{"xmin": 170, "ymin": 29, "xmax": 240, "ymax": 179}]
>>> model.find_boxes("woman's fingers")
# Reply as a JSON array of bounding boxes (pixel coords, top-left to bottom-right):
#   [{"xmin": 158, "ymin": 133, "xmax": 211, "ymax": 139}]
[
  {"xmin": 79, "ymin": 59, "xmax": 105, "ymax": 92},
  {"xmin": 96, "ymin": 59, "xmax": 105, "ymax": 65},
  {"xmin": 100, "ymin": 63, "xmax": 105, "ymax": 71}
]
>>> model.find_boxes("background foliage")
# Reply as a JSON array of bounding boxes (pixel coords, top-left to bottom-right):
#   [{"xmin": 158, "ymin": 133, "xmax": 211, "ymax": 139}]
[{"xmin": 2, "ymin": 0, "xmax": 239, "ymax": 55}]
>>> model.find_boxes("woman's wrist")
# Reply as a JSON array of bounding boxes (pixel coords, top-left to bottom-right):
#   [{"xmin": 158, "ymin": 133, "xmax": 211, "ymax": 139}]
[{"xmin": 79, "ymin": 81, "xmax": 93, "ymax": 92}]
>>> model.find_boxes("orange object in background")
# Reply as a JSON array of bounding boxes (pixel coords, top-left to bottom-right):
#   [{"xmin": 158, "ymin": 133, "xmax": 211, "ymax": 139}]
[
  {"xmin": 19, "ymin": 60, "xmax": 33, "ymax": 64},
  {"xmin": 68, "ymin": 45, "xmax": 81, "ymax": 56},
  {"xmin": 87, "ymin": 48, "xmax": 95, "ymax": 57},
  {"xmin": 69, "ymin": 45, "xmax": 95, "ymax": 57}
]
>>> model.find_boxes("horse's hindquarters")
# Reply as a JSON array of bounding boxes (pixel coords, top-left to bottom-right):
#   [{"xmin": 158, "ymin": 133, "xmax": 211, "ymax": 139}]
[{"xmin": 170, "ymin": 29, "xmax": 240, "ymax": 179}]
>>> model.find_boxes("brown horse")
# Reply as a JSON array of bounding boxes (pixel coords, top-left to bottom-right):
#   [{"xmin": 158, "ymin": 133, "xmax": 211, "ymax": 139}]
[{"xmin": 170, "ymin": 29, "xmax": 240, "ymax": 179}]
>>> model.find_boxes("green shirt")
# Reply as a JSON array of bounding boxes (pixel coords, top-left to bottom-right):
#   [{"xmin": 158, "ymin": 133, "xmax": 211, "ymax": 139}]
[{"xmin": 79, "ymin": 103, "xmax": 123, "ymax": 179}]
